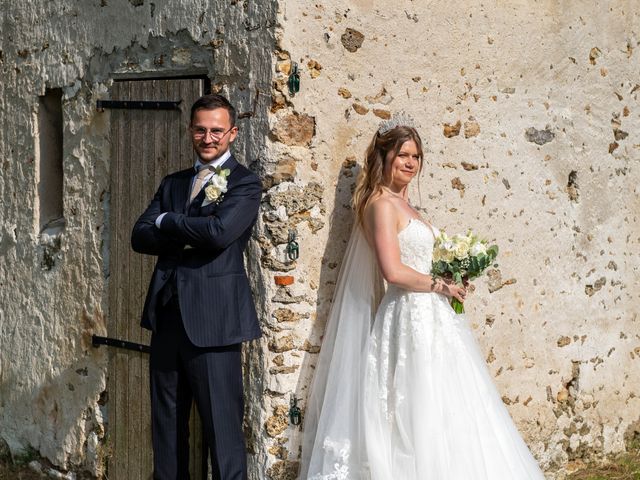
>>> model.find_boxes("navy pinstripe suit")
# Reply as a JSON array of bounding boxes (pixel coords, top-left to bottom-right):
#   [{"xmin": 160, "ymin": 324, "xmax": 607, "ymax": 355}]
[{"xmin": 131, "ymin": 155, "xmax": 261, "ymax": 479}]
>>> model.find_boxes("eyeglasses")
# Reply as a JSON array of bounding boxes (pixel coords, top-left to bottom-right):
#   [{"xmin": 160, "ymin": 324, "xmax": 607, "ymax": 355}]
[{"xmin": 190, "ymin": 126, "xmax": 235, "ymax": 141}]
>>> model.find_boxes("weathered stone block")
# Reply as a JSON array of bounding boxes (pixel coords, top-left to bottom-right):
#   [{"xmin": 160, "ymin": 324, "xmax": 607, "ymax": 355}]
[
  {"xmin": 451, "ymin": 177, "xmax": 465, "ymax": 197},
  {"xmin": 267, "ymin": 460, "xmax": 300, "ymax": 480},
  {"xmin": 269, "ymin": 335, "xmax": 296, "ymax": 353},
  {"xmin": 265, "ymin": 405, "xmax": 289, "ymax": 437},
  {"xmin": 443, "ymin": 121, "xmax": 461, "ymax": 138},
  {"xmin": 566, "ymin": 171, "xmax": 579, "ymax": 202},
  {"xmin": 461, "ymin": 161, "xmax": 478, "ymax": 171},
  {"xmin": 263, "ymin": 157, "xmax": 297, "ymax": 189},
  {"xmin": 341, "ymin": 28, "xmax": 365, "ymax": 52},
  {"xmin": 261, "ymin": 254, "xmax": 296, "ymax": 272},
  {"xmin": 276, "ymin": 60, "xmax": 292, "ymax": 75},
  {"xmin": 464, "ymin": 120, "xmax": 480, "ymax": 138},
  {"xmin": 269, "ymin": 365, "xmax": 299, "ymax": 375},
  {"xmin": 273, "ymin": 308, "xmax": 308, "ymax": 323},
  {"xmin": 525, "ymin": 127, "xmax": 555, "ymax": 145},
  {"xmin": 301, "ymin": 340, "xmax": 320, "ymax": 354},
  {"xmin": 268, "ymin": 183, "xmax": 324, "ymax": 216},
  {"xmin": 272, "ymin": 113, "xmax": 316, "ymax": 146},
  {"xmin": 557, "ymin": 336, "xmax": 572, "ymax": 347},
  {"xmin": 585, "ymin": 277, "xmax": 606, "ymax": 296},
  {"xmin": 352, "ymin": 103, "xmax": 369, "ymax": 115},
  {"xmin": 307, "ymin": 59, "xmax": 322, "ymax": 78},
  {"xmin": 373, "ymin": 109, "xmax": 391, "ymax": 119},
  {"xmin": 272, "ymin": 286, "xmax": 308, "ymax": 305},
  {"xmin": 338, "ymin": 87, "xmax": 352, "ymax": 98}
]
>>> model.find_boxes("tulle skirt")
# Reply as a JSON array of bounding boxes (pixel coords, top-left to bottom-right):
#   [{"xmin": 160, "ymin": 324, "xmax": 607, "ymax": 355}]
[{"xmin": 363, "ymin": 288, "xmax": 546, "ymax": 480}]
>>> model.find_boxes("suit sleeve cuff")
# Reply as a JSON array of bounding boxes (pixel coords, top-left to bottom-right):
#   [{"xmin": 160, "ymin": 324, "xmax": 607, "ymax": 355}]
[{"xmin": 155, "ymin": 212, "xmax": 168, "ymax": 228}]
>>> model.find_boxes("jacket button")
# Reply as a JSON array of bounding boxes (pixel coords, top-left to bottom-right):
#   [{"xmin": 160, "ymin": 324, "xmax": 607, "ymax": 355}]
[{"xmin": 162, "ymin": 273, "xmax": 168, "ymax": 280}]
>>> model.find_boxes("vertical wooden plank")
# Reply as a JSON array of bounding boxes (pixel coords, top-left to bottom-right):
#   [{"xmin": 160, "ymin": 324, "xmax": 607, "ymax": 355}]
[
  {"xmin": 128, "ymin": 79, "xmax": 146, "ymax": 480},
  {"xmin": 114, "ymin": 80, "xmax": 131, "ymax": 480},
  {"xmin": 167, "ymin": 82, "xmax": 182, "ymax": 179},
  {"xmin": 107, "ymin": 81, "xmax": 121, "ymax": 479},
  {"xmin": 140, "ymin": 79, "xmax": 156, "ymax": 478}
]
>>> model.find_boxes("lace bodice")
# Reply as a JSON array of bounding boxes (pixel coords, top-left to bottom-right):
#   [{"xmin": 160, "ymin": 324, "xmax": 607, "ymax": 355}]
[{"xmin": 397, "ymin": 218, "xmax": 438, "ymax": 274}]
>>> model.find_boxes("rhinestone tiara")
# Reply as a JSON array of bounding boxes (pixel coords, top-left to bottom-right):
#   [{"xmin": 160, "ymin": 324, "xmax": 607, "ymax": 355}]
[{"xmin": 377, "ymin": 111, "xmax": 418, "ymax": 135}]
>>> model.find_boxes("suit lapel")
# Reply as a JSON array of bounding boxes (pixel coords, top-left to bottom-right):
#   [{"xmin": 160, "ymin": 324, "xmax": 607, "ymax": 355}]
[
  {"xmin": 189, "ymin": 155, "xmax": 240, "ymax": 215},
  {"xmin": 221, "ymin": 155, "xmax": 239, "ymax": 176}
]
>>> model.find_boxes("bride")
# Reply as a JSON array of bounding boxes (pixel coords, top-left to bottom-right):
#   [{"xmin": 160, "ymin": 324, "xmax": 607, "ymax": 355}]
[{"xmin": 299, "ymin": 116, "xmax": 546, "ymax": 479}]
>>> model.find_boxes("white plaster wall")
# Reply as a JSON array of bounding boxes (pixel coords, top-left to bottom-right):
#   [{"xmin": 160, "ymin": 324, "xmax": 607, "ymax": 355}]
[
  {"xmin": 255, "ymin": 1, "xmax": 640, "ymax": 478},
  {"xmin": 0, "ymin": 0, "xmax": 276, "ymax": 475}
]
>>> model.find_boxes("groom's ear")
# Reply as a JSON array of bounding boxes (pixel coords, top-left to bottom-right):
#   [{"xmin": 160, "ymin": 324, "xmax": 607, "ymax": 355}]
[{"xmin": 229, "ymin": 125, "xmax": 239, "ymax": 143}]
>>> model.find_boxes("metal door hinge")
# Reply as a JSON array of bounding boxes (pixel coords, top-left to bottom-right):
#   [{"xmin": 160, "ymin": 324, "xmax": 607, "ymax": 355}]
[
  {"xmin": 92, "ymin": 335, "xmax": 150, "ymax": 353},
  {"xmin": 96, "ymin": 100, "xmax": 182, "ymax": 111}
]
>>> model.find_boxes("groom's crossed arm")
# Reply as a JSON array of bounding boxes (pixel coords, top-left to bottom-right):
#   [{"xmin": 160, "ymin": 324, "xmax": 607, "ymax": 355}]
[
  {"xmin": 158, "ymin": 173, "xmax": 261, "ymax": 251},
  {"xmin": 131, "ymin": 177, "xmax": 185, "ymax": 256}
]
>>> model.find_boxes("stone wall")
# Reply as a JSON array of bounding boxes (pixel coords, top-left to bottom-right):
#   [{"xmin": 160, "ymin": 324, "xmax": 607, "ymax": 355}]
[
  {"xmin": 0, "ymin": 0, "xmax": 639, "ymax": 479},
  {"xmin": 254, "ymin": 1, "xmax": 640, "ymax": 478},
  {"xmin": 0, "ymin": 0, "xmax": 275, "ymax": 476}
]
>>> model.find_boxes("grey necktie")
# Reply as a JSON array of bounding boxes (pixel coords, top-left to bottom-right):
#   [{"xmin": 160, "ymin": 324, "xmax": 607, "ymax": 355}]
[{"xmin": 189, "ymin": 165, "xmax": 214, "ymax": 203}]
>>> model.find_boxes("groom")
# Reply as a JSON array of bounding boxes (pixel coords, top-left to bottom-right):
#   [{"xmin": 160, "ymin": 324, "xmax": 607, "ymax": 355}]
[{"xmin": 131, "ymin": 94, "xmax": 262, "ymax": 479}]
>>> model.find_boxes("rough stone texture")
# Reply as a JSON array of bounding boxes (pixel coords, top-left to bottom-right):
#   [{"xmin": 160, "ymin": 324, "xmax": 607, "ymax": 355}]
[
  {"xmin": 352, "ymin": 103, "xmax": 369, "ymax": 115},
  {"xmin": 271, "ymin": 113, "xmax": 316, "ymax": 146},
  {"xmin": 340, "ymin": 28, "xmax": 365, "ymax": 52},
  {"xmin": 262, "ymin": 156, "xmax": 297, "ymax": 189},
  {"xmin": 373, "ymin": 108, "xmax": 391, "ymax": 119},
  {"xmin": 464, "ymin": 119, "xmax": 481, "ymax": 138},
  {"xmin": 266, "ymin": 459, "xmax": 299, "ymax": 480},
  {"xmin": 444, "ymin": 120, "xmax": 462, "ymax": 137},
  {"xmin": 2, "ymin": 1, "xmax": 640, "ymax": 479},
  {"xmin": 265, "ymin": 405, "xmax": 289, "ymax": 437},
  {"xmin": 525, "ymin": 126, "xmax": 556, "ymax": 145},
  {"xmin": 0, "ymin": 0, "xmax": 276, "ymax": 477},
  {"xmin": 338, "ymin": 87, "xmax": 352, "ymax": 99},
  {"xmin": 265, "ymin": 2, "xmax": 640, "ymax": 479}
]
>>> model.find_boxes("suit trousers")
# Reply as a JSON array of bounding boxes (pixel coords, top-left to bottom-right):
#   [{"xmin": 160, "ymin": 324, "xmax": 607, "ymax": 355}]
[{"xmin": 150, "ymin": 292, "xmax": 246, "ymax": 480}]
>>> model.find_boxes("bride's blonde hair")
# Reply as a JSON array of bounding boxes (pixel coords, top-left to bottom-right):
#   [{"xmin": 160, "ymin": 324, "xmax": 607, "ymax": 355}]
[{"xmin": 353, "ymin": 126, "xmax": 424, "ymax": 225}]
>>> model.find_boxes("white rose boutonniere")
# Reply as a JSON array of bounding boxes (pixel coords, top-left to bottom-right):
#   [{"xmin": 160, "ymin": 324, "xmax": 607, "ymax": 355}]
[{"xmin": 202, "ymin": 167, "xmax": 231, "ymax": 207}]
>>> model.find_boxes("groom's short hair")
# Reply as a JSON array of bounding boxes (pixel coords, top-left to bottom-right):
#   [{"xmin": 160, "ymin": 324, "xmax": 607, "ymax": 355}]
[{"xmin": 190, "ymin": 94, "xmax": 237, "ymax": 127}]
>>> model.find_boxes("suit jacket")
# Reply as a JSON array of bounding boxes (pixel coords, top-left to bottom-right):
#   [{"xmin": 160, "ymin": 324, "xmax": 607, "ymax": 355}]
[{"xmin": 131, "ymin": 155, "xmax": 262, "ymax": 347}]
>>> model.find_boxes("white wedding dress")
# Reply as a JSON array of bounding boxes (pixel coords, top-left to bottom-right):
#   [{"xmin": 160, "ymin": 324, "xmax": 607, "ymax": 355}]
[{"xmin": 300, "ymin": 218, "xmax": 545, "ymax": 479}]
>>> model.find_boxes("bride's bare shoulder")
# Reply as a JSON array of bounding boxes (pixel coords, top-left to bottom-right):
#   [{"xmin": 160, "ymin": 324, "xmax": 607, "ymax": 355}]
[
  {"xmin": 363, "ymin": 194, "xmax": 401, "ymax": 231},
  {"xmin": 365, "ymin": 194, "xmax": 394, "ymax": 216}
]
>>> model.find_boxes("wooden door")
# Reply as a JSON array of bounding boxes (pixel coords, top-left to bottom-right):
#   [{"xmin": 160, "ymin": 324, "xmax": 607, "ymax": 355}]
[{"xmin": 107, "ymin": 78, "xmax": 206, "ymax": 479}]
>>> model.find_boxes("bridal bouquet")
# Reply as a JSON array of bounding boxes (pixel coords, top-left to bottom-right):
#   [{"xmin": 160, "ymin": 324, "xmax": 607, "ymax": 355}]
[{"xmin": 431, "ymin": 230, "xmax": 499, "ymax": 314}]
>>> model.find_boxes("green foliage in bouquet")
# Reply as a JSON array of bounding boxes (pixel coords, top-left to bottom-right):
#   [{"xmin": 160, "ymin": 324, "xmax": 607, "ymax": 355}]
[{"xmin": 431, "ymin": 231, "xmax": 499, "ymax": 314}]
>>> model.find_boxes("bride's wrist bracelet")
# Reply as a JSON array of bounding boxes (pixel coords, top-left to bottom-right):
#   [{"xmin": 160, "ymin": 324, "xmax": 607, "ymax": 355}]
[{"xmin": 430, "ymin": 278, "xmax": 447, "ymax": 295}]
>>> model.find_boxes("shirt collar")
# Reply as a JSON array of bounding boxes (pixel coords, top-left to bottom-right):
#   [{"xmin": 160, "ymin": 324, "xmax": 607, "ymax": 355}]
[{"xmin": 194, "ymin": 149, "xmax": 232, "ymax": 172}]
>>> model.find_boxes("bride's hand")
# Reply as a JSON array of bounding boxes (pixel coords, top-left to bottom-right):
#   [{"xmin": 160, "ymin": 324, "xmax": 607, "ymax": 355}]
[
  {"xmin": 437, "ymin": 280, "xmax": 467, "ymax": 303},
  {"xmin": 441, "ymin": 272, "xmax": 470, "ymax": 289}
]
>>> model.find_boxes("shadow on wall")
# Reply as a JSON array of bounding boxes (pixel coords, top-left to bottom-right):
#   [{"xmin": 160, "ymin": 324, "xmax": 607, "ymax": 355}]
[{"xmin": 292, "ymin": 161, "xmax": 363, "ymax": 467}]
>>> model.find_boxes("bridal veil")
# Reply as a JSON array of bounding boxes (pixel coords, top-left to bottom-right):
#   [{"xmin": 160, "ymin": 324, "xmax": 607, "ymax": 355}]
[{"xmin": 300, "ymin": 226, "xmax": 383, "ymax": 479}]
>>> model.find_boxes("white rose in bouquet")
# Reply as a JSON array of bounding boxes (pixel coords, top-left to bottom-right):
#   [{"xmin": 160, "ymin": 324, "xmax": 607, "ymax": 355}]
[
  {"xmin": 470, "ymin": 241, "xmax": 487, "ymax": 256},
  {"xmin": 453, "ymin": 239, "xmax": 471, "ymax": 260}
]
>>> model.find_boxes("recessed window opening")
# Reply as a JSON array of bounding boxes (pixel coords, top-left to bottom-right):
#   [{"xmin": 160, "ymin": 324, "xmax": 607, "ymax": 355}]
[{"xmin": 37, "ymin": 88, "xmax": 64, "ymax": 232}]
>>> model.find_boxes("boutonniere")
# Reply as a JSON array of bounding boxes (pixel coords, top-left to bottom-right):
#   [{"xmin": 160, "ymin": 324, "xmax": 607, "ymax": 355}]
[{"xmin": 202, "ymin": 167, "xmax": 231, "ymax": 207}]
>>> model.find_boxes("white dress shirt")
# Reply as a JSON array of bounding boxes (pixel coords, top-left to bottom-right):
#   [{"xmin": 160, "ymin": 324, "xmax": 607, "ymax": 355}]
[{"xmin": 155, "ymin": 149, "xmax": 232, "ymax": 228}]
